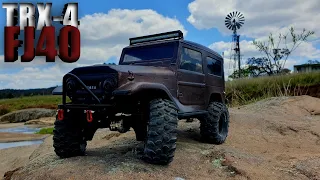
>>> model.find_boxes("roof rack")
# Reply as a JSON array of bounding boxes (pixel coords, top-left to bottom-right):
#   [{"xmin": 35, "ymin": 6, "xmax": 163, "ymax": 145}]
[{"xmin": 129, "ymin": 30, "xmax": 183, "ymax": 45}]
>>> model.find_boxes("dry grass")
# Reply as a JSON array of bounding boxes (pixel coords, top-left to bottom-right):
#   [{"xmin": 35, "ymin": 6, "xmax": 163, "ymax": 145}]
[
  {"xmin": 1, "ymin": 72, "xmax": 319, "ymax": 115},
  {"xmin": 0, "ymin": 95, "xmax": 63, "ymax": 116},
  {"xmin": 225, "ymin": 72, "xmax": 320, "ymax": 107}
]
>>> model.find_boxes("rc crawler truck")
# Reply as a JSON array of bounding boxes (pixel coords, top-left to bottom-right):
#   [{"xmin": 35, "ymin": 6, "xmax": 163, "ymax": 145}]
[{"xmin": 52, "ymin": 30, "xmax": 230, "ymax": 165}]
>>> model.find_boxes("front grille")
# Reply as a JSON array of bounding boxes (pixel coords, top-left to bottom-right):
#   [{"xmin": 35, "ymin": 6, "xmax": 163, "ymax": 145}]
[{"xmin": 66, "ymin": 73, "xmax": 118, "ymax": 104}]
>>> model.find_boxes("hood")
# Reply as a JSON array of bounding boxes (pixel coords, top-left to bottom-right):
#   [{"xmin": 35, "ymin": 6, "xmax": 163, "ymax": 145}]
[
  {"xmin": 69, "ymin": 64, "xmax": 176, "ymax": 91},
  {"xmin": 70, "ymin": 64, "xmax": 175, "ymax": 76},
  {"xmin": 55, "ymin": 64, "xmax": 176, "ymax": 102}
]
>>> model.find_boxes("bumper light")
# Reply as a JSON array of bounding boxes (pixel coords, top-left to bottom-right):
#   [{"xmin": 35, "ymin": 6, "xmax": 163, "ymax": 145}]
[{"xmin": 57, "ymin": 109, "xmax": 64, "ymax": 121}]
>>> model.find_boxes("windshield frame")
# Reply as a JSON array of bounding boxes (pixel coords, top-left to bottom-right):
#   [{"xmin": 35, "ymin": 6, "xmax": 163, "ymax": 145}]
[{"xmin": 119, "ymin": 40, "xmax": 179, "ymax": 65}]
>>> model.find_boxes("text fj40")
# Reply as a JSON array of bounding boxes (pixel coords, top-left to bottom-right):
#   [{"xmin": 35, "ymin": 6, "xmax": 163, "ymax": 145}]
[{"xmin": 52, "ymin": 30, "xmax": 230, "ymax": 165}]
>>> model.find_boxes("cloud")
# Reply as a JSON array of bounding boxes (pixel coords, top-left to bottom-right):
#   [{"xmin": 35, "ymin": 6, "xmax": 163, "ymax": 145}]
[
  {"xmin": 187, "ymin": 0, "xmax": 320, "ymax": 39},
  {"xmin": 209, "ymin": 40, "xmax": 262, "ymax": 59},
  {"xmin": 78, "ymin": 9, "xmax": 186, "ymax": 65},
  {"xmin": 210, "ymin": 40, "xmax": 320, "ymax": 60},
  {"xmin": 0, "ymin": 9, "xmax": 186, "ymax": 89},
  {"xmin": 189, "ymin": 0, "xmax": 320, "ymax": 78},
  {"xmin": 0, "ymin": 65, "xmax": 63, "ymax": 89},
  {"xmin": 210, "ymin": 39, "xmax": 320, "ymax": 79}
]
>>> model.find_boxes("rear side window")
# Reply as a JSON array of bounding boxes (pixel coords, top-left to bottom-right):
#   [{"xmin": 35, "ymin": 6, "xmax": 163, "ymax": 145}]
[
  {"xmin": 206, "ymin": 57, "xmax": 222, "ymax": 76},
  {"xmin": 179, "ymin": 47, "xmax": 203, "ymax": 73}
]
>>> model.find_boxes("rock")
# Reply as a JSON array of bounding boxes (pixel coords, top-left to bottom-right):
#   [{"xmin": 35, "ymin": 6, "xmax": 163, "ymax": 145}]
[
  {"xmin": 3, "ymin": 167, "xmax": 22, "ymax": 180},
  {"xmin": 25, "ymin": 117, "xmax": 55, "ymax": 126},
  {"xmin": 0, "ymin": 108, "xmax": 56, "ymax": 123}
]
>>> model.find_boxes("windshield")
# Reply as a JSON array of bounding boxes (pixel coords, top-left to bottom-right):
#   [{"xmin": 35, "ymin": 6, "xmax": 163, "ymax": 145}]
[{"xmin": 122, "ymin": 42, "xmax": 177, "ymax": 63}]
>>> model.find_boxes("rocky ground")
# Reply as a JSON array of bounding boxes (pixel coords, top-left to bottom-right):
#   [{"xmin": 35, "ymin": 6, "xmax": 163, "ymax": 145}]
[
  {"xmin": 1, "ymin": 95, "xmax": 320, "ymax": 180},
  {"xmin": 0, "ymin": 108, "xmax": 56, "ymax": 123}
]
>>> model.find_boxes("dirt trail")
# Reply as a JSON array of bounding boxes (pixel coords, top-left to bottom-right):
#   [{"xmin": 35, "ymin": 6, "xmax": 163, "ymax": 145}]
[{"xmin": 2, "ymin": 95, "xmax": 320, "ymax": 180}]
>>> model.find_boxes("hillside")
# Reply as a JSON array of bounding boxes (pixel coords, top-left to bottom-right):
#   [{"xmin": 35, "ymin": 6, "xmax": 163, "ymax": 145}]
[
  {"xmin": 0, "ymin": 87, "xmax": 56, "ymax": 99},
  {"xmin": 0, "ymin": 95, "xmax": 61, "ymax": 116},
  {"xmin": 1, "ymin": 95, "xmax": 320, "ymax": 180}
]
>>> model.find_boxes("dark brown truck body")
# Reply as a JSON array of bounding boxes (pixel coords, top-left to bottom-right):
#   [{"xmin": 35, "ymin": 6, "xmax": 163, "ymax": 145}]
[
  {"xmin": 52, "ymin": 31, "xmax": 229, "ymax": 165},
  {"xmin": 53, "ymin": 31, "xmax": 225, "ymax": 118}
]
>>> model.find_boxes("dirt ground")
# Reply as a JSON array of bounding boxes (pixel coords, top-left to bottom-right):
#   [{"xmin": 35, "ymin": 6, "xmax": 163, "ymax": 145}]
[
  {"xmin": 1, "ymin": 95, "xmax": 320, "ymax": 180},
  {"xmin": 0, "ymin": 133, "xmax": 48, "ymax": 143}
]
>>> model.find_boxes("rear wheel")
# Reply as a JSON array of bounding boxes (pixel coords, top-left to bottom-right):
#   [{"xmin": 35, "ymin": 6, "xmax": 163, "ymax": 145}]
[
  {"xmin": 53, "ymin": 116, "xmax": 87, "ymax": 158},
  {"xmin": 142, "ymin": 98, "xmax": 178, "ymax": 165},
  {"xmin": 199, "ymin": 101, "xmax": 229, "ymax": 144}
]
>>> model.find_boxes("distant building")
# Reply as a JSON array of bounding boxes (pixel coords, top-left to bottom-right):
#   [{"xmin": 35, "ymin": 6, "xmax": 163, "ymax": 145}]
[{"xmin": 294, "ymin": 63, "xmax": 320, "ymax": 73}]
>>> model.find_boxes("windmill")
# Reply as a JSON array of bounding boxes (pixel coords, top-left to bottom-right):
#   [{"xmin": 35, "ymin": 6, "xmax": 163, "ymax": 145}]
[{"xmin": 225, "ymin": 11, "xmax": 245, "ymax": 78}]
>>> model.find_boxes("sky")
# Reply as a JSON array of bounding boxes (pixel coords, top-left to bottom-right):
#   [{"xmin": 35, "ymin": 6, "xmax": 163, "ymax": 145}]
[{"xmin": 0, "ymin": 0, "xmax": 319, "ymax": 89}]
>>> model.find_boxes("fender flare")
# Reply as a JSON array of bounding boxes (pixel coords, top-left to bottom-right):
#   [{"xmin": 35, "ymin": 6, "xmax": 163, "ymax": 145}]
[{"xmin": 113, "ymin": 82, "xmax": 182, "ymax": 111}]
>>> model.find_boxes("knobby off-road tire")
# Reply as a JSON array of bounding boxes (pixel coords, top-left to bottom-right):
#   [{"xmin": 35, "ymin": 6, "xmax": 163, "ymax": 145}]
[
  {"xmin": 200, "ymin": 101, "xmax": 229, "ymax": 144},
  {"xmin": 53, "ymin": 116, "xmax": 87, "ymax": 158},
  {"xmin": 143, "ymin": 98, "xmax": 178, "ymax": 165}
]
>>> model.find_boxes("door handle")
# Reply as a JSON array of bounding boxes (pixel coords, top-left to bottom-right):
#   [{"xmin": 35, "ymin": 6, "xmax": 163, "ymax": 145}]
[{"xmin": 178, "ymin": 92, "xmax": 183, "ymax": 97}]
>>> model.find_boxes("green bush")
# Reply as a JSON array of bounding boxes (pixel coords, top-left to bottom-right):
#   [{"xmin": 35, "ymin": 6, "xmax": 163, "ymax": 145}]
[{"xmin": 36, "ymin": 127, "xmax": 54, "ymax": 135}]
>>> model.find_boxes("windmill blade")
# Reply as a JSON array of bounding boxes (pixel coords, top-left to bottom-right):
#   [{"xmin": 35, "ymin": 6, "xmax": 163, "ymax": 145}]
[
  {"xmin": 225, "ymin": 11, "xmax": 245, "ymax": 30},
  {"xmin": 225, "ymin": 20, "xmax": 230, "ymax": 24}
]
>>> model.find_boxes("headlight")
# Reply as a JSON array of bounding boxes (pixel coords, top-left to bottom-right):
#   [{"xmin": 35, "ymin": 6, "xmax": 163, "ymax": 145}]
[
  {"xmin": 66, "ymin": 78, "xmax": 77, "ymax": 92},
  {"xmin": 101, "ymin": 78, "xmax": 117, "ymax": 93}
]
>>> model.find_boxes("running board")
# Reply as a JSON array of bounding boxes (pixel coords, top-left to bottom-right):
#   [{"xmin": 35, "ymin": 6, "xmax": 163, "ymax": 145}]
[{"xmin": 178, "ymin": 110, "xmax": 208, "ymax": 119}]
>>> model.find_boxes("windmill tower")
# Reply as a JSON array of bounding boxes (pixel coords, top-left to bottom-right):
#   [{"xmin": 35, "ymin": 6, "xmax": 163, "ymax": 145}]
[{"xmin": 225, "ymin": 11, "xmax": 245, "ymax": 78}]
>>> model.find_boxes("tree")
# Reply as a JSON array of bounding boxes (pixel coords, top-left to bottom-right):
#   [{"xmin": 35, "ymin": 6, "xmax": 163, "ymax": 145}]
[
  {"xmin": 250, "ymin": 27, "xmax": 314, "ymax": 75},
  {"xmin": 279, "ymin": 68, "xmax": 291, "ymax": 75},
  {"xmin": 307, "ymin": 60, "xmax": 320, "ymax": 64},
  {"xmin": 229, "ymin": 68, "xmax": 251, "ymax": 79},
  {"xmin": 6, "ymin": 93, "xmax": 14, "ymax": 99},
  {"xmin": 104, "ymin": 62, "xmax": 116, "ymax": 65}
]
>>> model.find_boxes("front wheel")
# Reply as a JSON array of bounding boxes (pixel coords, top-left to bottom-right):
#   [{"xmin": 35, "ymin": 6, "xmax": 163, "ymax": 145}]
[
  {"xmin": 142, "ymin": 98, "xmax": 178, "ymax": 165},
  {"xmin": 53, "ymin": 116, "xmax": 87, "ymax": 158},
  {"xmin": 199, "ymin": 102, "xmax": 229, "ymax": 144}
]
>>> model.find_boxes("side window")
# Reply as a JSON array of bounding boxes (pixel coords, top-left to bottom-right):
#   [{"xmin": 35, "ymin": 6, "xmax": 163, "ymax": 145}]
[
  {"xmin": 206, "ymin": 56, "xmax": 222, "ymax": 76},
  {"xmin": 179, "ymin": 47, "xmax": 203, "ymax": 73}
]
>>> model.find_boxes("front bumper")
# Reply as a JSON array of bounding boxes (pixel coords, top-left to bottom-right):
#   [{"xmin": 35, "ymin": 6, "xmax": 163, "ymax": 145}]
[
  {"xmin": 58, "ymin": 103, "xmax": 113, "ymax": 110},
  {"xmin": 57, "ymin": 73, "xmax": 118, "ymax": 122}
]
